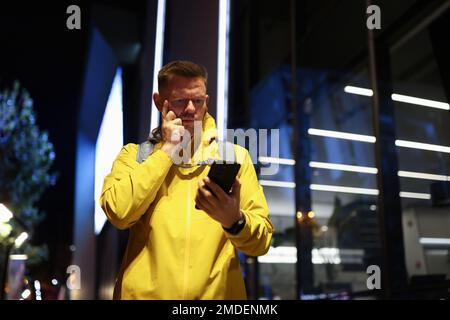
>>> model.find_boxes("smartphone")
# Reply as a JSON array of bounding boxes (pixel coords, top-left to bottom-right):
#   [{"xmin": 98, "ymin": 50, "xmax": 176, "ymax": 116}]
[
  {"xmin": 207, "ymin": 162, "xmax": 241, "ymax": 194},
  {"xmin": 196, "ymin": 162, "xmax": 241, "ymax": 209}
]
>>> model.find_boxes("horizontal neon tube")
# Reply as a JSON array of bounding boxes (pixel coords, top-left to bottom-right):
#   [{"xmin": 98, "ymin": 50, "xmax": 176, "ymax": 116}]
[
  {"xmin": 308, "ymin": 129, "xmax": 450, "ymax": 154},
  {"xmin": 308, "ymin": 128, "xmax": 376, "ymax": 143},
  {"xmin": 344, "ymin": 85, "xmax": 449, "ymax": 110},
  {"xmin": 258, "ymin": 246, "xmax": 297, "ymax": 264},
  {"xmin": 344, "ymin": 86, "xmax": 373, "ymax": 96},
  {"xmin": 419, "ymin": 238, "xmax": 450, "ymax": 245},
  {"xmin": 259, "ymin": 156, "xmax": 296, "ymax": 165},
  {"xmin": 259, "ymin": 180, "xmax": 296, "ymax": 188},
  {"xmin": 392, "ymin": 93, "xmax": 449, "ymax": 110},
  {"xmin": 9, "ymin": 254, "xmax": 28, "ymax": 260},
  {"xmin": 398, "ymin": 170, "xmax": 449, "ymax": 181},
  {"xmin": 310, "ymin": 186, "xmax": 431, "ymax": 200},
  {"xmin": 309, "ymin": 161, "xmax": 378, "ymax": 174},
  {"xmin": 309, "ymin": 162, "xmax": 449, "ymax": 181},
  {"xmin": 395, "ymin": 140, "xmax": 450, "ymax": 153},
  {"xmin": 310, "ymin": 184, "xmax": 379, "ymax": 195},
  {"xmin": 399, "ymin": 191, "xmax": 431, "ymax": 200}
]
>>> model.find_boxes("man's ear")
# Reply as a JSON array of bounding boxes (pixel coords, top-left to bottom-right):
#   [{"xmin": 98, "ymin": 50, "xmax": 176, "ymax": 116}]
[
  {"xmin": 205, "ymin": 94, "xmax": 209, "ymax": 109},
  {"xmin": 153, "ymin": 92, "xmax": 162, "ymax": 112}
]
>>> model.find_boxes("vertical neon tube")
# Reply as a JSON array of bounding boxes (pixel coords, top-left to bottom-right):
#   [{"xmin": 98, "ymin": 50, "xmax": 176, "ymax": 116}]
[
  {"xmin": 150, "ymin": 0, "xmax": 167, "ymax": 132},
  {"xmin": 217, "ymin": 0, "xmax": 230, "ymax": 141}
]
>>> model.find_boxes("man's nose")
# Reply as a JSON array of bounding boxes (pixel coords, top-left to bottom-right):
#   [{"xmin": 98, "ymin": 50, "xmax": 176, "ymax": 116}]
[{"xmin": 185, "ymin": 100, "xmax": 196, "ymax": 113}]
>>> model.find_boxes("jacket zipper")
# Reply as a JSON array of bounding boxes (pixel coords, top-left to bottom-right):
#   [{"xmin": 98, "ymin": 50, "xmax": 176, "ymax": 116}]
[{"xmin": 182, "ymin": 178, "xmax": 192, "ymax": 299}]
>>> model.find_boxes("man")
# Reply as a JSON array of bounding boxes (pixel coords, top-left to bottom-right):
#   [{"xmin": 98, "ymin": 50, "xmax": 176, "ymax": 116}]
[{"xmin": 100, "ymin": 60, "xmax": 273, "ymax": 299}]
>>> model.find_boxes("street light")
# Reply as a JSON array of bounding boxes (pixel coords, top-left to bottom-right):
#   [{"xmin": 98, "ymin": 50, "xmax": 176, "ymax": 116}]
[
  {"xmin": 0, "ymin": 204, "xmax": 13, "ymax": 223},
  {"xmin": 14, "ymin": 232, "xmax": 29, "ymax": 248},
  {"xmin": 0, "ymin": 203, "xmax": 30, "ymax": 300}
]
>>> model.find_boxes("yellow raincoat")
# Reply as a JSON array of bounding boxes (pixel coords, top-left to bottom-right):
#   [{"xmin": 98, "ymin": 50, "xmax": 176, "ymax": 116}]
[{"xmin": 100, "ymin": 113, "xmax": 273, "ymax": 299}]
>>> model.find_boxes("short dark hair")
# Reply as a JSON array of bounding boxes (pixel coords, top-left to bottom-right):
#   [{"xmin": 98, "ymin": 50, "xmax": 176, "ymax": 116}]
[{"xmin": 158, "ymin": 60, "xmax": 208, "ymax": 91}]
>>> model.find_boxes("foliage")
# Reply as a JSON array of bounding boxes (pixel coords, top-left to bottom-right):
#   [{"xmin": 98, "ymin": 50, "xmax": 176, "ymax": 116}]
[{"xmin": 0, "ymin": 81, "xmax": 57, "ymax": 266}]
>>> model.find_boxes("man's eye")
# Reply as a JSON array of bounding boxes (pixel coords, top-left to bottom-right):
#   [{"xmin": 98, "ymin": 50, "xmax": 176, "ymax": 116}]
[{"xmin": 173, "ymin": 100, "xmax": 184, "ymax": 106}]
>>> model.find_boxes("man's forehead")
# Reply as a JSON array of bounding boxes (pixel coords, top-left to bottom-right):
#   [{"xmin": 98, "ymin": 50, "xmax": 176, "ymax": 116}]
[{"xmin": 167, "ymin": 76, "xmax": 206, "ymax": 92}]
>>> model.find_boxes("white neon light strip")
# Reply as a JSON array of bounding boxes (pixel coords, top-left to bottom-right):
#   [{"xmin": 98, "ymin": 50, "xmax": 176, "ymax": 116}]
[
  {"xmin": 0, "ymin": 203, "xmax": 13, "ymax": 222},
  {"xmin": 9, "ymin": 254, "xmax": 28, "ymax": 260},
  {"xmin": 21, "ymin": 289, "xmax": 31, "ymax": 299},
  {"xmin": 257, "ymin": 256, "xmax": 296, "ymax": 264},
  {"xmin": 399, "ymin": 191, "xmax": 431, "ymax": 200},
  {"xmin": 310, "ymin": 184, "xmax": 430, "ymax": 199},
  {"xmin": 258, "ymin": 246, "xmax": 297, "ymax": 264},
  {"xmin": 426, "ymin": 250, "xmax": 450, "ymax": 256},
  {"xmin": 344, "ymin": 85, "xmax": 449, "ymax": 110},
  {"xmin": 310, "ymin": 184, "xmax": 379, "ymax": 195},
  {"xmin": 15, "ymin": 232, "xmax": 28, "ymax": 248},
  {"xmin": 309, "ymin": 161, "xmax": 378, "ymax": 174},
  {"xmin": 150, "ymin": 0, "xmax": 167, "ymax": 132},
  {"xmin": 344, "ymin": 86, "xmax": 373, "ymax": 97},
  {"xmin": 398, "ymin": 170, "xmax": 449, "ymax": 181},
  {"xmin": 258, "ymin": 246, "xmax": 363, "ymax": 264},
  {"xmin": 95, "ymin": 69, "xmax": 124, "ymax": 235},
  {"xmin": 259, "ymin": 156, "xmax": 296, "ymax": 165},
  {"xmin": 309, "ymin": 161, "xmax": 450, "ymax": 181},
  {"xmin": 259, "ymin": 180, "xmax": 296, "ymax": 188},
  {"xmin": 308, "ymin": 128, "xmax": 376, "ymax": 143},
  {"xmin": 392, "ymin": 93, "xmax": 450, "ymax": 110},
  {"xmin": 395, "ymin": 140, "xmax": 450, "ymax": 153},
  {"xmin": 259, "ymin": 172, "xmax": 435, "ymax": 199},
  {"xmin": 216, "ymin": 0, "xmax": 231, "ymax": 141},
  {"xmin": 308, "ymin": 129, "xmax": 449, "ymax": 154},
  {"xmin": 419, "ymin": 238, "xmax": 450, "ymax": 246},
  {"xmin": 257, "ymin": 159, "xmax": 447, "ymax": 181}
]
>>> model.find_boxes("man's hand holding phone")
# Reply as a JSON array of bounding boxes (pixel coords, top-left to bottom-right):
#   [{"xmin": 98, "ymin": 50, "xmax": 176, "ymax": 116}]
[{"xmin": 195, "ymin": 177, "xmax": 243, "ymax": 229}]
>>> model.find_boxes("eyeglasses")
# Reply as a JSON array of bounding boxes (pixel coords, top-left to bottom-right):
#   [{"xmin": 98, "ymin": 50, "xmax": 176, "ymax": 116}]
[{"xmin": 169, "ymin": 97, "xmax": 206, "ymax": 109}]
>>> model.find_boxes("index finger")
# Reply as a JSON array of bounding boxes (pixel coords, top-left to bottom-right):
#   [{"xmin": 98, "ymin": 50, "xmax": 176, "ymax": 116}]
[
  {"xmin": 162, "ymin": 100, "xmax": 169, "ymax": 118},
  {"xmin": 204, "ymin": 177, "xmax": 228, "ymax": 202},
  {"xmin": 166, "ymin": 110, "xmax": 176, "ymax": 121}
]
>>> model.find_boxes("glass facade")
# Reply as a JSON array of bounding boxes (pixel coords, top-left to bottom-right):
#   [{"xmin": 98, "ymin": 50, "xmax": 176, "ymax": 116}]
[
  {"xmin": 391, "ymin": 27, "xmax": 450, "ymax": 282},
  {"xmin": 229, "ymin": 0, "xmax": 450, "ymax": 299}
]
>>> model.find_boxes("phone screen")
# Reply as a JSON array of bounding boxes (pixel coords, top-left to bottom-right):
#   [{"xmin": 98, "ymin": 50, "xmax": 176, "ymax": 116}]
[{"xmin": 207, "ymin": 162, "xmax": 241, "ymax": 194}]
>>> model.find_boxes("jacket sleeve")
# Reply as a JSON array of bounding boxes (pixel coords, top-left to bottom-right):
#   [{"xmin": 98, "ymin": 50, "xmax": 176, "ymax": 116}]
[
  {"xmin": 224, "ymin": 148, "xmax": 273, "ymax": 256},
  {"xmin": 100, "ymin": 144, "xmax": 173, "ymax": 229}
]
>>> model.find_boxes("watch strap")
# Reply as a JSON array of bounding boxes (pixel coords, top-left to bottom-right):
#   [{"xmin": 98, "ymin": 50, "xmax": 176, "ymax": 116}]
[{"xmin": 223, "ymin": 212, "xmax": 246, "ymax": 235}]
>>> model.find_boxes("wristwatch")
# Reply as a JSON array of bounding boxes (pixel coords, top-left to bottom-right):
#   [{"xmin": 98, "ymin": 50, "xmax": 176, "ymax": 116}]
[{"xmin": 223, "ymin": 211, "xmax": 246, "ymax": 235}]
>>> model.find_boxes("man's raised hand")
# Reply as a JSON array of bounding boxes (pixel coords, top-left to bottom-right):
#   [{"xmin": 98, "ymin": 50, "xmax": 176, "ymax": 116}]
[{"xmin": 161, "ymin": 100, "xmax": 185, "ymax": 157}]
